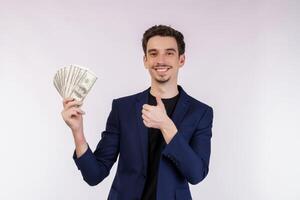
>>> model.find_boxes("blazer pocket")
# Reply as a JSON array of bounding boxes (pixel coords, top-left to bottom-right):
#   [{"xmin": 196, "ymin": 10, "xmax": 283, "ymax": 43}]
[
  {"xmin": 175, "ymin": 188, "xmax": 192, "ymax": 200},
  {"xmin": 108, "ymin": 188, "xmax": 119, "ymax": 200}
]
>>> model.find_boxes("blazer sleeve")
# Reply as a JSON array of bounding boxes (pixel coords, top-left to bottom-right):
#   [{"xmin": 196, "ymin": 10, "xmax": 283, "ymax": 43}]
[
  {"xmin": 161, "ymin": 106, "xmax": 213, "ymax": 185},
  {"xmin": 72, "ymin": 99, "xmax": 120, "ymax": 186}
]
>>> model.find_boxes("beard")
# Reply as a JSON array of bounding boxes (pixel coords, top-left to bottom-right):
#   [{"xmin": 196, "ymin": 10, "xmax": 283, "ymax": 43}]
[
  {"xmin": 154, "ymin": 76, "xmax": 170, "ymax": 83},
  {"xmin": 152, "ymin": 63, "xmax": 172, "ymax": 83}
]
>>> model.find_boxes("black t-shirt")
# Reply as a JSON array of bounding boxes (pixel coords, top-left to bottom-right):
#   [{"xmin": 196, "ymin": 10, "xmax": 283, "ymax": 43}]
[{"xmin": 141, "ymin": 90, "xmax": 180, "ymax": 200}]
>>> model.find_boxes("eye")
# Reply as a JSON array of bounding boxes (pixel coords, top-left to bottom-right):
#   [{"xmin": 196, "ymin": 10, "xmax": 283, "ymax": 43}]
[
  {"xmin": 167, "ymin": 52, "xmax": 175, "ymax": 56},
  {"xmin": 149, "ymin": 52, "xmax": 157, "ymax": 57}
]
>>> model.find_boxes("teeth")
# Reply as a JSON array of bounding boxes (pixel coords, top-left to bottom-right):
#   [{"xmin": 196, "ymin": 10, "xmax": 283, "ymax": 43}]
[{"xmin": 155, "ymin": 68, "xmax": 168, "ymax": 72}]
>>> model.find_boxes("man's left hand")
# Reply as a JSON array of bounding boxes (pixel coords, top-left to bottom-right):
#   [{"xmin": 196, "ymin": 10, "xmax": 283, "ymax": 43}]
[{"xmin": 142, "ymin": 96, "xmax": 178, "ymax": 144}]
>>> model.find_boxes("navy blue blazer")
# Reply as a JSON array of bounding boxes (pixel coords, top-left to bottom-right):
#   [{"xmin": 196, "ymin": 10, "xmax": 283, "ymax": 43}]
[{"xmin": 73, "ymin": 85, "xmax": 213, "ymax": 200}]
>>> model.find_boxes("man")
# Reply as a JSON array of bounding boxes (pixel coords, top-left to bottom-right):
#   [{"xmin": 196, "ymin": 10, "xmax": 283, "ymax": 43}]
[{"xmin": 61, "ymin": 25, "xmax": 213, "ymax": 200}]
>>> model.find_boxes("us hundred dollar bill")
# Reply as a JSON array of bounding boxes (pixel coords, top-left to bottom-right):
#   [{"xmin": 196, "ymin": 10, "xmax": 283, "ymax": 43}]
[{"xmin": 70, "ymin": 70, "xmax": 97, "ymax": 101}]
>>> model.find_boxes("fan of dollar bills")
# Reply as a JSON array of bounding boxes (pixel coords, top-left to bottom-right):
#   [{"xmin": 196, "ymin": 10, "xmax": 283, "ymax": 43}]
[{"xmin": 53, "ymin": 64, "xmax": 98, "ymax": 101}]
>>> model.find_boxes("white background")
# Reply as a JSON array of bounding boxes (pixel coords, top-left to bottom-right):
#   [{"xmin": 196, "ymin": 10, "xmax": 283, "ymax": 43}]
[{"xmin": 0, "ymin": 0, "xmax": 299, "ymax": 199}]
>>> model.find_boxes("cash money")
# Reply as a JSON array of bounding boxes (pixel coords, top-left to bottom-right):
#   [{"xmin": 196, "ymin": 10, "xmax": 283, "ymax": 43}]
[{"xmin": 53, "ymin": 64, "xmax": 98, "ymax": 101}]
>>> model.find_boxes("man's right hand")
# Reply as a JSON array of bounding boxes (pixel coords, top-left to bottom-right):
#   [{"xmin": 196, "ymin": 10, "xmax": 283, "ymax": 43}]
[
  {"xmin": 61, "ymin": 97, "xmax": 88, "ymax": 157},
  {"xmin": 61, "ymin": 97, "xmax": 85, "ymax": 133}
]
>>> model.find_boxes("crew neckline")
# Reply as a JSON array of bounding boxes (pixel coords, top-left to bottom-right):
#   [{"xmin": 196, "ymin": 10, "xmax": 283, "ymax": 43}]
[{"xmin": 148, "ymin": 90, "xmax": 180, "ymax": 100}]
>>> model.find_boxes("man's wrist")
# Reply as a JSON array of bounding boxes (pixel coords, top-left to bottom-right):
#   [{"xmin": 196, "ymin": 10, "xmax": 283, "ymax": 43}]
[
  {"xmin": 161, "ymin": 117, "xmax": 177, "ymax": 144},
  {"xmin": 72, "ymin": 130, "xmax": 88, "ymax": 158},
  {"xmin": 74, "ymin": 139, "xmax": 88, "ymax": 158}
]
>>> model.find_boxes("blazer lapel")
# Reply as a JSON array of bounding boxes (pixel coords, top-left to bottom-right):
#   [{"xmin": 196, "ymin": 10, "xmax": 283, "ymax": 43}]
[
  {"xmin": 135, "ymin": 87, "xmax": 150, "ymax": 175},
  {"xmin": 170, "ymin": 85, "xmax": 190, "ymax": 128}
]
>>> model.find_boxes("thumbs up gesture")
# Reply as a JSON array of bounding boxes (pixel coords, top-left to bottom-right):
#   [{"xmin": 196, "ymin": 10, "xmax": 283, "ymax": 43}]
[
  {"xmin": 142, "ymin": 96, "xmax": 178, "ymax": 144},
  {"xmin": 142, "ymin": 96, "xmax": 167, "ymax": 129}
]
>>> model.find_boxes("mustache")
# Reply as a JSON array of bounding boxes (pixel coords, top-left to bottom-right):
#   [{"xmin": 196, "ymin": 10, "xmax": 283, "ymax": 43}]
[{"xmin": 152, "ymin": 64, "xmax": 172, "ymax": 68}]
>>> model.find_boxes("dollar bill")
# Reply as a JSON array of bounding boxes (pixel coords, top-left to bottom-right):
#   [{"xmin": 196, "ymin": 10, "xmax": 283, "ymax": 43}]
[
  {"xmin": 53, "ymin": 64, "xmax": 98, "ymax": 101},
  {"xmin": 70, "ymin": 69, "xmax": 97, "ymax": 101}
]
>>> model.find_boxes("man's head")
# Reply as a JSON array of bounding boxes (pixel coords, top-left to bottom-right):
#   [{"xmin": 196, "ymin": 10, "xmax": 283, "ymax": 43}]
[
  {"xmin": 142, "ymin": 25, "xmax": 186, "ymax": 84},
  {"xmin": 142, "ymin": 25, "xmax": 185, "ymax": 56}
]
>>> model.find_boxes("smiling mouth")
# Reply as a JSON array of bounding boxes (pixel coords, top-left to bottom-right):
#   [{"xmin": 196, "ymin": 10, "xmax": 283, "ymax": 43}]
[{"xmin": 154, "ymin": 67, "xmax": 170, "ymax": 72}]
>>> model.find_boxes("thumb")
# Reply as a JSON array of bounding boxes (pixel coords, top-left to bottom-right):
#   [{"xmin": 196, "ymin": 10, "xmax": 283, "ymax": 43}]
[{"xmin": 156, "ymin": 96, "xmax": 164, "ymax": 107}]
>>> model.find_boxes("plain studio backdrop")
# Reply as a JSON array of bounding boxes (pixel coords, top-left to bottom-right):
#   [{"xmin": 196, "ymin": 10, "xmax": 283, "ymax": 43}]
[{"xmin": 0, "ymin": 0, "xmax": 299, "ymax": 199}]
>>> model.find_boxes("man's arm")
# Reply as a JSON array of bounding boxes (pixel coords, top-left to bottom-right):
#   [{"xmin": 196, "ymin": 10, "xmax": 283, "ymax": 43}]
[
  {"xmin": 161, "ymin": 106, "xmax": 213, "ymax": 185},
  {"xmin": 72, "ymin": 99, "xmax": 120, "ymax": 186}
]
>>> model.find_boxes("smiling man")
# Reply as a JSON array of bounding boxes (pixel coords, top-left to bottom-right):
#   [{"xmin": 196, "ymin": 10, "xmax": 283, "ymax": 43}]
[{"xmin": 61, "ymin": 25, "xmax": 213, "ymax": 200}]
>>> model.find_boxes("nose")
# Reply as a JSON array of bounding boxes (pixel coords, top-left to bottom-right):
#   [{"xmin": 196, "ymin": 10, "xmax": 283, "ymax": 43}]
[{"xmin": 156, "ymin": 53, "xmax": 166, "ymax": 65}]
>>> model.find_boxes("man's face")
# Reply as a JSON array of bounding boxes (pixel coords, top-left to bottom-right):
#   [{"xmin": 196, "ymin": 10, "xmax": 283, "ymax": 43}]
[{"xmin": 143, "ymin": 36, "xmax": 185, "ymax": 84}]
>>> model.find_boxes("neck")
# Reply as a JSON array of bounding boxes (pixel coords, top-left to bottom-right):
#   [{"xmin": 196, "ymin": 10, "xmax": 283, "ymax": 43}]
[{"xmin": 150, "ymin": 83, "xmax": 179, "ymax": 99}]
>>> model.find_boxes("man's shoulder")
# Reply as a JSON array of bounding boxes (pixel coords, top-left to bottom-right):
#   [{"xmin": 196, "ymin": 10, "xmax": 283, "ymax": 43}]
[
  {"xmin": 112, "ymin": 89, "xmax": 144, "ymax": 104},
  {"xmin": 186, "ymin": 95, "xmax": 213, "ymax": 124},
  {"xmin": 187, "ymin": 94, "xmax": 213, "ymax": 111}
]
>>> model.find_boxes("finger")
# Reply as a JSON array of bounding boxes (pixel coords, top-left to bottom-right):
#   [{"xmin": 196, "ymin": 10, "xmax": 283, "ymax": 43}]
[
  {"xmin": 71, "ymin": 107, "xmax": 86, "ymax": 115},
  {"xmin": 142, "ymin": 104, "xmax": 152, "ymax": 111},
  {"xmin": 70, "ymin": 110, "xmax": 85, "ymax": 118},
  {"xmin": 142, "ymin": 111, "xmax": 151, "ymax": 120},
  {"xmin": 142, "ymin": 113, "xmax": 151, "ymax": 122},
  {"xmin": 65, "ymin": 108, "xmax": 84, "ymax": 118},
  {"xmin": 142, "ymin": 108, "xmax": 150, "ymax": 116},
  {"xmin": 155, "ymin": 96, "xmax": 164, "ymax": 107},
  {"xmin": 143, "ymin": 120, "xmax": 151, "ymax": 128},
  {"xmin": 65, "ymin": 100, "xmax": 83, "ymax": 110},
  {"xmin": 68, "ymin": 110, "xmax": 79, "ymax": 118},
  {"xmin": 63, "ymin": 97, "xmax": 75, "ymax": 107}
]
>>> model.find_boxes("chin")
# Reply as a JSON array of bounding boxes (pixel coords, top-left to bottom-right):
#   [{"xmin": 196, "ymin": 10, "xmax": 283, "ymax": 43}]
[{"xmin": 154, "ymin": 77, "xmax": 170, "ymax": 83}]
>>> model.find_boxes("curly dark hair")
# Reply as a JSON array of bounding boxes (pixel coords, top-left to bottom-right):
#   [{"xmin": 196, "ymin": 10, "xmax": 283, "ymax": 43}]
[{"xmin": 142, "ymin": 25, "xmax": 185, "ymax": 56}]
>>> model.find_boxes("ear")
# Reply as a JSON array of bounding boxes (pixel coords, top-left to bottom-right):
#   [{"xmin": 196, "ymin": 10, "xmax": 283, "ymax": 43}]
[
  {"xmin": 179, "ymin": 54, "xmax": 185, "ymax": 68},
  {"xmin": 143, "ymin": 55, "xmax": 148, "ymax": 69}
]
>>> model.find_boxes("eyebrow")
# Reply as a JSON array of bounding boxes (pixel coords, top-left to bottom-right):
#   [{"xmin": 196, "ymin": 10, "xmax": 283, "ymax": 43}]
[
  {"xmin": 166, "ymin": 48, "xmax": 177, "ymax": 52},
  {"xmin": 147, "ymin": 49, "xmax": 157, "ymax": 53},
  {"xmin": 147, "ymin": 48, "xmax": 177, "ymax": 53}
]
